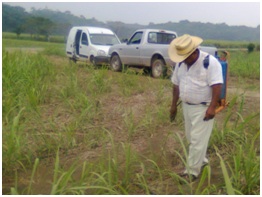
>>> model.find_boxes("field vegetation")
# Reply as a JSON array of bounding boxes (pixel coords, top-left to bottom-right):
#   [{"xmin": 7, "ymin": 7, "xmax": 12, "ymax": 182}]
[
  {"xmin": 2, "ymin": 37, "xmax": 260, "ymax": 194},
  {"xmin": 2, "ymin": 32, "xmax": 260, "ymax": 50},
  {"xmin": 2, "ymin": 32, "xmax": 66, "ymax": 43}
]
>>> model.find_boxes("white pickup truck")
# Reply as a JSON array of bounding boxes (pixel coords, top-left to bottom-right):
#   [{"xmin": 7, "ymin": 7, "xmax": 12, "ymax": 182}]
[{"xmin": 108, "ymin": 29, "xmax": 218, "ymax": 78}]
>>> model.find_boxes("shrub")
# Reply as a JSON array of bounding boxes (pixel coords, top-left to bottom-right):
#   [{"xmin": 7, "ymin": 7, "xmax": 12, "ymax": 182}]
[{"xmin": 247, "ymin": 43, "xmax": 255, "ymax": 53}]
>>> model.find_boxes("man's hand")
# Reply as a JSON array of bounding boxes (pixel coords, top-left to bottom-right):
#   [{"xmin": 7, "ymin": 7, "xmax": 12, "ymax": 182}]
[
  {"xmin": 203, "ymin": 106, "xmax": 216, "ymax": 121},
  {"xmin": 204, "ymin": 84, "xmax": 222, "ymax": 121},
  {"xmin": 170, "ymin": 106, "xmax": 177, "ymax": 122}
]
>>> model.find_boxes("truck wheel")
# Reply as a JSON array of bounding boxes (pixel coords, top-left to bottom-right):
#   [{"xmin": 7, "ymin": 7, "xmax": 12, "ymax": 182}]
[
  {"xmin": 151, "ymin": 59, "xmax": 167, "ymax": 78},
  {"xmin": 110, "ymin": 54, "xmax": 122, "ymax": 72}
]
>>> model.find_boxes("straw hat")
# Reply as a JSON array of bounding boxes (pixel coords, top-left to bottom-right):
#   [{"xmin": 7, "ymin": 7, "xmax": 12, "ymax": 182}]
[{"xmin": 168, "ymin": 34, "xmax": 203, "ymax": 63}]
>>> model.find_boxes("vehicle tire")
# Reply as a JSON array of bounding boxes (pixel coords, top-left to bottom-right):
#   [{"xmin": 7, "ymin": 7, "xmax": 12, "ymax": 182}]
[
  {"xmin": 151, "ymin": 59, "xmax": 167, "ymax": 78},
  {"xmin": 110, "ymin": 54, "xmax": 122, "ymax": 72},
  {"xmin": 69, "ymin": 57, "xmax": 77, "ymax": 64},
  {"xmin": 90, "ymin": 56, "xmax": 97, "ymax": 66}
]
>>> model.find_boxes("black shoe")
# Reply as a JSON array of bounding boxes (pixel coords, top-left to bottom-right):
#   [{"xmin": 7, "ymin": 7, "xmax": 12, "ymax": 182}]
[{"xmin": 178, "ymin": 173, "xmax": 197, "ymax": 184}]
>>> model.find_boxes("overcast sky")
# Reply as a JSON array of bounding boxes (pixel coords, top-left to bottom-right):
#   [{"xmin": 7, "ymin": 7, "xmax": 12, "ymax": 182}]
[{"xmin": 3, "ymin": 1, "xmax": 260, "ymax": 28}]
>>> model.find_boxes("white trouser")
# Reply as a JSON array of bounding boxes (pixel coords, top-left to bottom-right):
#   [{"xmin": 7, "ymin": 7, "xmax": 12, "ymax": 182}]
[{"xmin": 182, "ymin": 102, "xmax": 214, "ymax": 177}]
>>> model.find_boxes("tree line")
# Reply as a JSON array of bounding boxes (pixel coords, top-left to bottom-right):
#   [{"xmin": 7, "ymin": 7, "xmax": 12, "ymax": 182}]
[{"xmin": 2, "ymin": 3, "xmax": 260, "ymax": 42}]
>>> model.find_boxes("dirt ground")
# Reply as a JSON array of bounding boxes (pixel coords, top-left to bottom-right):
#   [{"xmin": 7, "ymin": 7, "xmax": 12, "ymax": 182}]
[{"xmin": 2, "ymin": 54, "xmax": 260, "ymax": 194}]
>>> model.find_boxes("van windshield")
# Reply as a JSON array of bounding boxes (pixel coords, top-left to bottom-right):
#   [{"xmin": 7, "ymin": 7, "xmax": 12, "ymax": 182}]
[{"xmin": 90, "ymin": 34, "xmax": 120, "ymax": 46}]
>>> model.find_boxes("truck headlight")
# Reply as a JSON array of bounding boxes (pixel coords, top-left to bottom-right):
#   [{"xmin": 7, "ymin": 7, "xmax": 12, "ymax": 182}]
[{"xmin": 97, "ymin": 50, "xmax": 106, "ymax": 56}]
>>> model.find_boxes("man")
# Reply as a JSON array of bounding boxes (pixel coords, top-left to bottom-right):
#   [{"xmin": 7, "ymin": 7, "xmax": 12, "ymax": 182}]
[
  {"xmin": 168, "ymin": 34, "xmax": 223, "ymax": 182},
  {"xmin": 220, "ymin": 50, "xmax": 229, "ymax": 62}
]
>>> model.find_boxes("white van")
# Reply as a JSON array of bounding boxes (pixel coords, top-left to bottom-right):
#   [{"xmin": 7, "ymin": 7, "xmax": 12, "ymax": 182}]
[{"xmin": 66, "ymin": 26, "xmax": 121, "ymax": 64}]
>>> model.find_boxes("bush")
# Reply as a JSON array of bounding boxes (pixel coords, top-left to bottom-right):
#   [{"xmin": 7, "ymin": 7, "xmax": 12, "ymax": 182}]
[{"xmin": 247, "ymin": 43, "xmax": 255, "ymax": 53}]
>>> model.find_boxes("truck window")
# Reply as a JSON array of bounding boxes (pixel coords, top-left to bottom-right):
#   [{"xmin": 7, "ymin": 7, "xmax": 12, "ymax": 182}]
[
  {"xmin": 129, "ymin": 32, "xmax": 143, "ymax": 44},
  {"xmin": 81, "ymin": 33, "xmax": 88, "ymax": 45},
  {"xmin": 148, "ymin": 32, "xmax": 176, "ymax": 44}
]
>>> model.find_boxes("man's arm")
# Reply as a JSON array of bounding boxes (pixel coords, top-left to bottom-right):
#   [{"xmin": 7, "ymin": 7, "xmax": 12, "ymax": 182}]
[
  {"xmin": 170, "ymin": 85, "xmax": 180, "ymax": 122},
  {"xmin": 204, "ymin": 84, "xmax": 222, "ymax": 121}
]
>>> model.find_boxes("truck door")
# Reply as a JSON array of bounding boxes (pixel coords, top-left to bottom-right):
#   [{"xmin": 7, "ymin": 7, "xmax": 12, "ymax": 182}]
[
  {"xmin": 79, "ymin": 32, "xmax": 89, "ymax": 60},
  {"xmin": 121, "ymin": 31, "xmax": 143, "ymax": 65}
]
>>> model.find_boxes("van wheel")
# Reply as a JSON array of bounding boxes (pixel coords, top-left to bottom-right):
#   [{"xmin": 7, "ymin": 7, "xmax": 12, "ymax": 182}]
[
  {"xmin": 151, "ymin": 59, "xmax": 167, "ymax": 78},
  {"xmin": 110, "ymin": 54, "xmax": 122, "ymax": 71},
  {"xmin": 70, "ymin": 57, "xmax": 77, "ymax": 63},
  {"xmin": 90, "ymin": 56, "xmax": 97, "ymax": 66}
]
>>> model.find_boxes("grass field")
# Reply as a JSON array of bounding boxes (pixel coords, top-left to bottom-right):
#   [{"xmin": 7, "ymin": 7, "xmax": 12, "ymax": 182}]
[
  {"xmin": 2, "ymin": 32, "xmax": 66, "ymax": 43},
  {"xmin": 3, "ymin": 32, "xmax": 259, "ymax": 49},
  {"xmin": 2, "ymin": 38, "xmax": 260, "ymax": 194}
]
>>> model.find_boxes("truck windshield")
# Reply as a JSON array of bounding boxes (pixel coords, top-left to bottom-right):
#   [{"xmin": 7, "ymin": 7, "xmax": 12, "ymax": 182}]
[
  {"xmin": 148, "ymin": 32, "xmax": 176, "ymax": 44},
  {"xmin": 89, "ymin": 34, "xmax": 120, "ymax": 46}
]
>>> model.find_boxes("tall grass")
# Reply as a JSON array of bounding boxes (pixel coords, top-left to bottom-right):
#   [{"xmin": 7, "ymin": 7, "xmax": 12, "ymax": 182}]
[
  {"xmin": 228, "ymin": 51, "xmax": 260, "ymax": 79},
  {"xmin": 2, "ymin": 50, "xmax": 56, "ymax": 173},
  {"xmin": 203, "ymin": 39, "xmax": 259, "ymax": 49},
  {"xmin": 2, "ymin": 32, "xmax": 66, "ymax": 43},
  {"xmin": 2, "ymin": 39, "xmax": 260, "ymax": 195},
  {"xmin": 2, "ymin": 38, "xmax": 64, "ymax": 49}
]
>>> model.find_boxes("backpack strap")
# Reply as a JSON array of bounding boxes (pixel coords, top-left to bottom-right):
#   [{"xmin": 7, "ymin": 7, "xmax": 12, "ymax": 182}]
[
  {"xmin": 203, "ymin": 55, "xmax": 210, "ymax": 69},
  {"xmin": 178, "ymin": 55, "xmax": 210, "ymax": 69}
]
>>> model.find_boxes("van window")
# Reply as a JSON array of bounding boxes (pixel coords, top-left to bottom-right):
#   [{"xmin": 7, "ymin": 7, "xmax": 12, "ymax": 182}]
[
  {"xmin": 89, "ymin": 34, "xmax": 120, "ymax": 46},
  {"xmin": 81, "ymin": 33, "xmax": 88, "ymax": 45},
  {"xmin": 148, "ymin": 32, "xmax": 176, "ymax": 44}
]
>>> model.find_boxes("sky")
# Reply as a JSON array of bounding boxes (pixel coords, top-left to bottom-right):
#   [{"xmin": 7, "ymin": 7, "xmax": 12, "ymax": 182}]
[{"xmin": 3, "ymin": 1, "xmax": 261, "ymax": 28}]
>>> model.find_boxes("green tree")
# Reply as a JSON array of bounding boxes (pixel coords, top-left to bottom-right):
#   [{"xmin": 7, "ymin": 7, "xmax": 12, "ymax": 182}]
[
  {"xmin": 25, "ymin": 16, "xmax": 55, "ymax": 40},
  {"xmin": 14, "ymin": 26, "xmax": 24, "ymax": 38},
  {"xmin": 2, "ymin": 4, "xmax": 29, "ymax": 32}
]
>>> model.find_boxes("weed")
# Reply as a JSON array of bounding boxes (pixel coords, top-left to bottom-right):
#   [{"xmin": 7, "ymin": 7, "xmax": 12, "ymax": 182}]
[{"xmin": 2, "ymin": 39, "xmax": 260, "ymax": 195}]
